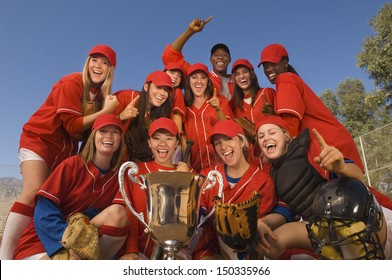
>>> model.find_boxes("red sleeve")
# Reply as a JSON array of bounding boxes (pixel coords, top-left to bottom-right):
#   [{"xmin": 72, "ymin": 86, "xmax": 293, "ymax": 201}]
[
  {"xmin": 59, "ymin": 113, "xmax": 84, "ymax": 136},
  {"xmin": 258, "ymin": 175, "xmax": 277, "ymax": 216},
  {"xmin": 161, "ymin": 44, "xmax": 191, "ymax": 75},
  {"xmin": 51, "ymin": 75, "xmax": 85, "ymax": 136},
  {"xmin": 281, "ymin": 113, "xmax": 300, "ymax": 137},
  {"xmin": 275, "ymin": 73, "xmax": 305, "ymax": 120},
  {"xmin": 171, "ymin": 88, "xmax": 186, "ymax": 119}
]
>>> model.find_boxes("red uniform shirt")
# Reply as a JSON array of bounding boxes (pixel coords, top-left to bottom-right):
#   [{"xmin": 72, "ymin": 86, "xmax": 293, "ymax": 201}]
[
  {"xmin": 172, "ymin": 88, "xmax": 186, "ymax": 119},
  {"xmin": 184, "ymin": 97, "xmax": 234, "ymax": 173},
  {"xmin": 275, "ymin": 72, "xmax": 364, "ymax": 171},
  {"xmin": 193, "ymin": 164, "xmax": 276, "ymax": 259},
  {"xmin": 232, "ymin": 88, "xmax": 276, "ymax": 123},
  {"xmin": 113, "ymin": 89, "xmax": 140, "ymax": 133},
  {"xmin": 14, "ymin": 156, "xmax": 119, "ymax": 260},
  {"xmin": 162, "ymin": 45, "xmax": 235, "ymax": 100},
  {"xmin": 19, "ymin": 73, "xmax": 97, "ymax": 170}
]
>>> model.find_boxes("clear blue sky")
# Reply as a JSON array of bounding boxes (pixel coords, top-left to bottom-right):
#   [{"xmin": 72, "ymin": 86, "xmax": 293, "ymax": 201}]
[{"xmin": 0, "ymin": 0, "xmax": 389, "ymax": 179}]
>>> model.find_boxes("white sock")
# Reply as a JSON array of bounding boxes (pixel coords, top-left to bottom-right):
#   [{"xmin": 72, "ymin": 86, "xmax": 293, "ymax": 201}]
[{"xmin": 0, "ymin": 213, "xmax": 32, "ymax": 260}]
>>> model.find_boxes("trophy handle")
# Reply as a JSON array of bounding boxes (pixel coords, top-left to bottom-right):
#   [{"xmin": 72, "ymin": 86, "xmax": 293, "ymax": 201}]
[
  {"xmin": 118, "ymin": 161, "xmax": 151, "ymax": 233},
  {"xmin": 197, "ymin": 170, "xmax": 224, "ymax": 228}
]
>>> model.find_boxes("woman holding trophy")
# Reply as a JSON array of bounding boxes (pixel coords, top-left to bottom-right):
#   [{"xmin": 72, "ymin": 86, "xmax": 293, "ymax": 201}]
[
  {"xmin": 193, "ymin": 119, "xmax": 277, "ymax": 260},
  {"xmin": 114, "ymin": 117, "xmax": 193, "ymax": 260}
]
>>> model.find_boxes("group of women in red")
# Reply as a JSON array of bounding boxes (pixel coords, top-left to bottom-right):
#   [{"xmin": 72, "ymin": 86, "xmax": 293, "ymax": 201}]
[{"xmin": 1, "ymin": 16, "xmax": 391, "ymax": 260}]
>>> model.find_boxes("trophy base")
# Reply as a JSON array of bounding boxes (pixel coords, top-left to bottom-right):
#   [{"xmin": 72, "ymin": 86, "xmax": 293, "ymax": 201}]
[{"xmin": 162, "ymin": 240, "xmax": 182, "ymax": 260}]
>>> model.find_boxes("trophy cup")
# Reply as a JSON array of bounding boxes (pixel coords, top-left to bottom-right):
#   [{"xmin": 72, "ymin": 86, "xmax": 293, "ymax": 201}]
[{"xmin": 118, "ymin": 161, "xmax": 224, "ymax": 260}]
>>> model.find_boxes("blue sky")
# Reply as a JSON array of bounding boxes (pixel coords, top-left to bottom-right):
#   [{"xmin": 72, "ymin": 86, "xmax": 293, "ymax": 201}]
[{"xmin": 0, "ymin": 0, "xmax": 389, "ymax": 179}]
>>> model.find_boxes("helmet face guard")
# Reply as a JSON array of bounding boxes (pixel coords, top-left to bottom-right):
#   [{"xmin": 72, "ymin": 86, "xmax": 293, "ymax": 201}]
[
  {"xmin": 307, "ymin": 178, "xmax": 385, "ymax": 260},
  {"xmin": 307, "ymin": 218, "xmax": 384, "ymax": 259}
]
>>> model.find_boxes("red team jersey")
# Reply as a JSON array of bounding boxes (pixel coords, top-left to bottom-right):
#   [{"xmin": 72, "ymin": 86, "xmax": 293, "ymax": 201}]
[
  {"xmin": 19, "ymin": 72, "xmax": 98, "ymax": 170},
  {"xmin": 193, "ymin": 164, "xmax": 276, "ymax": 259},
  {"xmin": 14, "ymin": 156, "xmax": 119, "ymax": 259},
  {"xmin": 184, "ymin": 96, "xmax": 234, "ymax": 173},
  {"xmin": 171, "ymin": 87, "xmax": 186, "ymax": 120},
  {"xmin": 113, "ymin": 89, "xmax": 140, "ymax": 133},
  {"xmin": 232, "ymin": 87, "xmax": 276, "ymax": 124},
  {"xmin": 274, "ymin": 72, "xmax": 364, "ymax": 171}
]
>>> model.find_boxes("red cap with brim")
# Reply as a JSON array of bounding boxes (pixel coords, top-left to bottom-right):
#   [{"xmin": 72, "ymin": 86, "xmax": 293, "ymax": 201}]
[
  {"xmin": 208, "ymin": 120, "xmax": 244, "ymax": 143},
  {"xmin": 257, "ymin": 44, "xmax": 288, "ymax": 68},
  {"xmin": 255, "ymin": 115, "xmax": 290, "ymax": 134},
  {"xmin": 187, "ymin": 63, "xmax": 209, "ymax": 76},
  {"xmin": 93, "ymin": 114, "xmax": 123, "ymax": 133},
  {"xmin": 89, "ymin": 45, "xmax": 117, "ymax": 67},
  {"xmin": 145, "ymin": 71, "xmax": 174, "ymax": 92},
  {"xmin": 148, "ymin": 117, "xmax": 179, "ymax": 137},
  {"xmin": 164, "ymin": 62, "xmax": 186, "ymax": 78},
  {"xmin": 231, "ymin": 59, "xmax": 254, "ymax": 73}
]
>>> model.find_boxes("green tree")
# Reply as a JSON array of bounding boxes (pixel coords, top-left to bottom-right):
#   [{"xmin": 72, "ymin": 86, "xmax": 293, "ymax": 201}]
[
  {"xmin": 319, "ymin": 89, "xmax": 340, "ymax": 118},
  {"xmin": 357, "ymin": 3, "xmax": 392, "ymax": 107},
  {"xmin": 336, "ymin": 79, "xmax": 374, "ymax": 136}
]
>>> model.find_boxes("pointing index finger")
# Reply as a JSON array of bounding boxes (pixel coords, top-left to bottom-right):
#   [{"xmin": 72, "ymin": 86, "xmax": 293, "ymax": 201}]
[
  {"xmin": 204, "ymin": 16, "xmax": 213, "ymax": 24},
  {"xmin": 130, "ymin": 95, "xmax": 140, "ymax": 107},
  {"xmin": 312, "ymin": 128, "xmax": 327, "ymax": 148}
]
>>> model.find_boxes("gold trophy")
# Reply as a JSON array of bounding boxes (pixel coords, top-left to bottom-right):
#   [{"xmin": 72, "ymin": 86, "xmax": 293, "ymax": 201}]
[{"xmin": 118, "ymin": 161, "xmax": 223, "ymax": 260}]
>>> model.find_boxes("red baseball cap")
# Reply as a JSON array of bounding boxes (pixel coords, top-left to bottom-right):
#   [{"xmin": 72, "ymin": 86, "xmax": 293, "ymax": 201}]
[
  {"xmin": 148, "ymin": 117, "xmax": 178, "ymax": 137},
  {"xmin": 187, "ymin": 63, "xmax": 209, "ymax": 76},
  {"xmin": 145, "ymin": 71, "xmax": 173, "ymax": 91},
  {"xmin": 92, "ymin": 114, "xmax": 123, "ymax": 133},
  {"xmin": 164, "ymin": 62, "xmax": 186, "ymax": 78},
  {"xmin": 231, "ymin": 59, "xmax": 254, "ymax": 73},
  {"xmin": 208, "ymin": 120, "xmax": 244, "ymax": 143},
  {"xmin": 89, "ymin": 45, "xmax": 117, "ymax": 67},
  {"xmin": 257, "ymin": 44, "xmax": 288, "ymax": 68},
  {"xmin": 255, "ymin": 116, "xmax": 290, "ymax": 134}
]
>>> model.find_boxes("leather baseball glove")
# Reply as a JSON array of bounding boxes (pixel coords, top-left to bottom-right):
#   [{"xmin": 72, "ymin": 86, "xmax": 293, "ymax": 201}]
[
  {"xmin": 214, "ymin": 192, "xmax": 260, "ymax": 253},
  {"xmin": 234, "ymin": 117, "xmax": 256, "ymax": 144},
  {"xmin": 55, "ymin": 213, "xmax": 100, "ymax": 260}
]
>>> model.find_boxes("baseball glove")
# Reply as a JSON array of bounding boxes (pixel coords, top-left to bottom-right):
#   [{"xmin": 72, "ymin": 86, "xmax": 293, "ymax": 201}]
[
  {"xmin": 58, "ymin": 213, "xmax": 100, "ymax": 260},
  {"xmin": 214, "ymin": 192, "xmax": 260, "ymax": 253},
  {"xmin": 234, "ymin": 117, "xmax": 255, "ymax": 144}
]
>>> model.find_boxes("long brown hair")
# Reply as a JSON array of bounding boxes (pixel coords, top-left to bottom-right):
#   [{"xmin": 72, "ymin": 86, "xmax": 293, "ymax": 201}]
[
  {"xmin": 232, "ymin": 69, "xmax": 261, "ymax": 110},
  {"xmin": 183, "ymin": 75, "xmax": 214, "ymax": 107}
]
